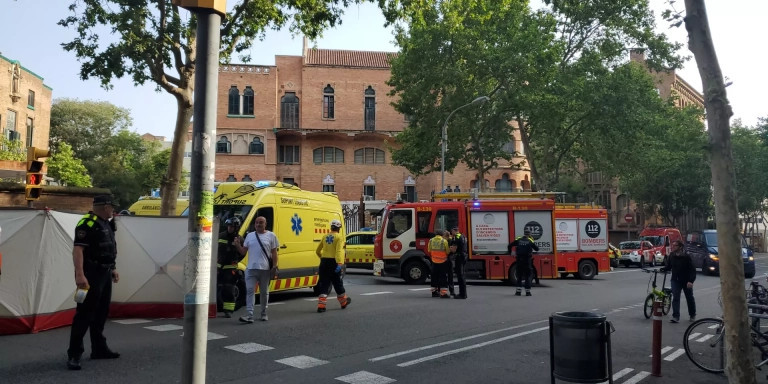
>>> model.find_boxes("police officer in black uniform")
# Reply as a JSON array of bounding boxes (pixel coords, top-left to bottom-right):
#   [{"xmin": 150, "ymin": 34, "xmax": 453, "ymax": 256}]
[
  {"xmin": 507, "ymin": 229, "xmax": 539, "ymax": 296},
  {"xmin": 217, "ymin": 217, "xmax": 244, "ymax": 318},
  {"xmin": 67, "ymin": 195, "xmax": 120, "ymax": 370},
  {"xmin": 450, "ymin": 226, "xmax": 468, "ymax": 299}
]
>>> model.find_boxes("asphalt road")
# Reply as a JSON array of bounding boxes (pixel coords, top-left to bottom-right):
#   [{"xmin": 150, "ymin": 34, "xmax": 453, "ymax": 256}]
[{"xmin": 3, "ymin": 255, "xmax": 768, "ymax": 384}]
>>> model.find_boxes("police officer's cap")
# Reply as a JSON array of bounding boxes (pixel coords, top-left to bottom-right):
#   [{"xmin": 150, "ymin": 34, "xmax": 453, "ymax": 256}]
[{"xmin": 93, "ymin": 195, "xmax": 117, "ymax": 207}]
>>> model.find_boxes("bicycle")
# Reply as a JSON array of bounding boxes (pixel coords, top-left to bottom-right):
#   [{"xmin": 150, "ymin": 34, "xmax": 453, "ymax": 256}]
[
  {"xmin": 684, "ymin": 276, "xmax": 768, "ymax": 373},
  {"xmin": 642, "ymin": 268, "xmax": 671, "ymax": 319}
]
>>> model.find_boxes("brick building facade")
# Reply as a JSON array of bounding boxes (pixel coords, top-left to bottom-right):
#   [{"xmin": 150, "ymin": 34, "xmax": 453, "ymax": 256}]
[
  {"xmin": 0, "ymin": 55, "xmax": 52, "ymax": 179},
  {"xmin": 212, "ymin": 40, "xmax": 529, "ymax": 202}
]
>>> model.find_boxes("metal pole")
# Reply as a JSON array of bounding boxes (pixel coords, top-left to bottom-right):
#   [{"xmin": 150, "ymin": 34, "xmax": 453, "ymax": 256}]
[
  {"xmin": 182, "ymin": 9, "xmax": 221, "ymax": 384},
  {"xmin": 441, "ymin": 119, "xmax": 448, "ymax": 192},
  {"xmin": 651, "ymin": 300, "xmax": 663, "ymax": 377}
]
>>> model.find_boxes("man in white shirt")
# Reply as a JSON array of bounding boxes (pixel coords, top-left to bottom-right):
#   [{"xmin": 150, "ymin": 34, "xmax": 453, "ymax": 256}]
[{"xmin": 234, "ymin": 216, "xmax": 279, "ymax": 322}]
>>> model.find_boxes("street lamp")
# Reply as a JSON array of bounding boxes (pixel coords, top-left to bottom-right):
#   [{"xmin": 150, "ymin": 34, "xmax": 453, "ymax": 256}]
[{"xmin": 441, "ymin": 96, "xmax": 490, "ymax": 192}]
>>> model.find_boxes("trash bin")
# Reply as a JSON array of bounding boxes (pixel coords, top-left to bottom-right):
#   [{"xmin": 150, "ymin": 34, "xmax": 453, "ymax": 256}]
[{"xmin": 549, "ymin": 311, "xmax": 613, "ymax": 384}]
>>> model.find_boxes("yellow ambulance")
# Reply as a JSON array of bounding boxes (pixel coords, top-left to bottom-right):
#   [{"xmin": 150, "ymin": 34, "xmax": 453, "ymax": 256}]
[
  {"xmin": 127, "ymin": 197, "xmax": 190, "ymax": 216},
  {"xmin": 213, "ymin": 181, "xmax": 345, "ymax": 294}
]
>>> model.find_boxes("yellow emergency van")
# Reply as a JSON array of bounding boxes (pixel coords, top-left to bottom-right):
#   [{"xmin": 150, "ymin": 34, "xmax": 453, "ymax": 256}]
[
  {"xmin": 213, "ymin": 181, "xmax": 345, "ymax": 294},
  {"xmin": 127, "ymin": 197, "xmax": 190, "ymax": 216}
]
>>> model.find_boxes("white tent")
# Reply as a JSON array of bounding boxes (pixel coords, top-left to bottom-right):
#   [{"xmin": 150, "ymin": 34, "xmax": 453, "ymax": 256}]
[{"xmin": 0, "ymin": 210, "xmax": 215, "ymax": 335}]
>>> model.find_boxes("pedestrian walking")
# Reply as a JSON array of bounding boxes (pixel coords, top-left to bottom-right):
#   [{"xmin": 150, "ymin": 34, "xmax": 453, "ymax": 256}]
[
  {"xmin": 428, "ymin": 230, "xmax": 451, "ymax": 298},
  {"xmin": 450, "ymin": 226, "xmax": 468, "ymax": 299},
  {"xmin": 315, "ymin": 219, "xmax": 352, "ymax": 313},
  {"xmin": 67, "ymin": 195, "xmax": 121, "ymax": 370},
  {"xmin": 664, "ymin": 240, "xmax": 696, "ymax": 323},
  {"xmin": 217, "ymin": 217, "xmax": 244, "ymax": 318},
  {"xmin": 507, "ymin": 229, "xmax": 539, "ymax": 296},
  {"xmin": 234, "ymin": 216, "xmax": 278, "ymax": 322}
]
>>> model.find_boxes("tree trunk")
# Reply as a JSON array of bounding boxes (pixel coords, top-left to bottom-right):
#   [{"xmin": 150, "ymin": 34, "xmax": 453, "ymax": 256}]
[
  {"xmin": 683, "ymin": 1, "xmax": 756, "ymax": 382},
  {"xmin": 161, "ymin": 95, "xmax": 194, "ymax": 216},
  {"xmin": 517, "ymin": 118, "xmax": 541, "ymax": 191}
]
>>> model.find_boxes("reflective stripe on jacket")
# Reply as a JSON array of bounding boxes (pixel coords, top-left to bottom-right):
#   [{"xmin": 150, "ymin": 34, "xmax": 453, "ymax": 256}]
[{"xmin": 428, "ymin": 236, "xmax": 449, "ymax": 263}]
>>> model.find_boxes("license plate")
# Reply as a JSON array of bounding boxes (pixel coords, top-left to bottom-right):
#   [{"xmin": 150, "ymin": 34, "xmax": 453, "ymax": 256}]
[{"xmin": 373, "ymin": 260, "xmax": 383, "ymax": 276}]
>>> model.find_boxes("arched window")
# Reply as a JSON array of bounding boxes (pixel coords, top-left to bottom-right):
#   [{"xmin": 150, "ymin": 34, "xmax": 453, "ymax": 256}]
[
  {"xmin": 354, "ymin": 148, "xmax": 385, "ymax": 164},
  {"xmin": 313, "ymin": 147, "xmax": 344, "ymax": 163},
  {"xmin": 323, "ymin": 85, "xmax": 335, "ymax": 119},
  {"xmin": 495, "ymin": 174, "xmax": 513, "ymax": 192},
  {"xmin": 242, "ymin": 174, "xmax": 252, "ymax": 181},
  {"xmin": 280, "ymin": 92, "xmax": 299, "ymax": 129},
  {"xmin": 216, "ymin": 136, "xmax": 231, "ymax": 153},
  {"xmin": 249, "ymin": 137, "xmax": 264, "ymax": 154},
  {"xmin": 226, "ymin": 174, "xmax": 237, "ymax": 182},
  {"xmin": 364, "ymin": 86, "xmax": 375, "ymax": 131},
  {"xmin": 228, "ymin": 86, "xmax": 240, "ymax": 115},
  {"xmin": 243, "ymin": 86, "xmax": 254, "ymax": 115}
]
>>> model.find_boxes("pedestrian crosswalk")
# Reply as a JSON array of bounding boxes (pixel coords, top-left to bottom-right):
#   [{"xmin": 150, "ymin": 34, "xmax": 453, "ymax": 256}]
[{"xmin": 108, "ymin": 294, "xmax": 679, "ymax": 384}]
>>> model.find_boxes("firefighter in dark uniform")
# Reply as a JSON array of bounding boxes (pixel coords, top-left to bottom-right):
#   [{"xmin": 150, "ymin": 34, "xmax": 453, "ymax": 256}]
[
  {"xmin": 217, "ymin": 217, "xmax": 244, "ymax": 318},
  {"xmin": 450, "ymin": 226, "xmax": 468, "ymax": 299},
  {"xmin": 507, "ymin": 229, "xmax": 539, "ymax": 296},
  {"xmin": 67, "ymin": 195, "xmax": 121, "ymax": 371}
]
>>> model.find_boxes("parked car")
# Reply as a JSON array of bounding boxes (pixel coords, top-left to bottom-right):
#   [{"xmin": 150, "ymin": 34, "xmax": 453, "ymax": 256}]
[
  {"xmin": 685, "ymin": 229, "xmax": 755, "ymax": 278},
  {"xmin": 618, "ymin": 240, "xmax": 656, "ymax": 267},
  {"xmin": 345, "ymin": 230, "xmax": 378, "ymax": 269}
]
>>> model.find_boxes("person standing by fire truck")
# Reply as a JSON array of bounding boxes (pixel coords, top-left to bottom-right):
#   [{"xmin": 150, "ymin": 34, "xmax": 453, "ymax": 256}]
[
  {"xmin": 508, "ymin": 229, "xmax": 539, "ymax": 296},
  {"xmin": 428, "ymin": 230, "xmax": 451, "ymax": 298},
  {"xmin": 450, "ymin": 226, "xmax": 468, "ymax": 299}
]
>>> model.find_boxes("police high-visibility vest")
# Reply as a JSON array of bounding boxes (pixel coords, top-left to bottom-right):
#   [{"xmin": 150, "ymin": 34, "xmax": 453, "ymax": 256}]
[{"xmin": 428, "ymin": 236, "xmax": 449, "ymax": 263}]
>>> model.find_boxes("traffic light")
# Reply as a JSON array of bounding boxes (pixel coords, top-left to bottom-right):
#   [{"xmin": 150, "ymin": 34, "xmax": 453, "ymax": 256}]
[{"xmin": 25, "ymin": 147, "xmax": 50, "ymax": 201}]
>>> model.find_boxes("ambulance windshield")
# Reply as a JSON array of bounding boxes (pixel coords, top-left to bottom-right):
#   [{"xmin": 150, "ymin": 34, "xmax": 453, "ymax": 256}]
[{"xmin": 214, "ymin": 205, "xmax": 253, "ymax": 233}]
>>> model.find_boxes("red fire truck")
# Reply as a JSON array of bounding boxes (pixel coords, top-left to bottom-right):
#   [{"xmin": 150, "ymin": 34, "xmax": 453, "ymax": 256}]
[{"xmin": 372, "ymin": 192, "xmax": 610, "ymax": 284}]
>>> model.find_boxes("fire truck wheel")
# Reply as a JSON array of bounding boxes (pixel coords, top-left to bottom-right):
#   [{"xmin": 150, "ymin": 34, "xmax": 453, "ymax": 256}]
[
  {"xmin": 402, "ymin": 260, "xmax": 429, "ymax": 284},
  {"xmin": 576, "ymin": 260, "xmax": 597, "ymax": 280}
]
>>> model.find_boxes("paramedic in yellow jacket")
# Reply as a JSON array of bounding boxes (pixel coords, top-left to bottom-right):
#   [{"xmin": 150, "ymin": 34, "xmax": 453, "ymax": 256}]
[
  {"xmin": 428, "ymin": 230, "xmax": 451, "ymax": 298},
  {"xmin": 315, "ymin": 219, "xmax": 352, "ymax": 313}
]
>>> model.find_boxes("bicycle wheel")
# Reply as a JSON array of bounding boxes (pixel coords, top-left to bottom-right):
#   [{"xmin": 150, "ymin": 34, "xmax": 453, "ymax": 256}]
[
  {"xmin": 662, "ymin": 295, "xmax": 672, "ymax": 316},
  {"xmin": 643, "ymin": 294, "xmax": 654, "ymax": 319},
  {"xmin": 684, "ymin": 318, "xmax": 726, "ymax": 373}
]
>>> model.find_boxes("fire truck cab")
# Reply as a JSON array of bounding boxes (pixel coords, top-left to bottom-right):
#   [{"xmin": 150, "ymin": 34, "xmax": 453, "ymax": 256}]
[{"xmin": 373, "ymin": 197, "xmax": 557, "ymax": 284}]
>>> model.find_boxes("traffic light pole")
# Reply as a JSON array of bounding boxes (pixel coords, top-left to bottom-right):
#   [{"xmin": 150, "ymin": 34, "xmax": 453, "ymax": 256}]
[{"xmin": 181, "ymin": 8, "xmax": 222, "ymax": 384}]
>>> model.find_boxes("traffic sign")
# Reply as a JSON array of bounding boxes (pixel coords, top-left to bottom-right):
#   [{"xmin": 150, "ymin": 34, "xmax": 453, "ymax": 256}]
[{"xmin": 624, "ymin": 213, "xmax": 634, "ymax": 223}]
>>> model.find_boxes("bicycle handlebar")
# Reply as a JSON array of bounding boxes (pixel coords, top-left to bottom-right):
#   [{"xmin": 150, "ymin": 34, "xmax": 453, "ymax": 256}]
[{"xmin": 641, "ymin": 268, "xmax": 667, "ymax": 273}]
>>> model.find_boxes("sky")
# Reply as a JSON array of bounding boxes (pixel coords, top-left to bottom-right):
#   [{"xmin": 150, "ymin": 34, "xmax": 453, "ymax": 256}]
[{"xmin": 1, "ymin": 0, "xmax": 765, "ymax": 140}]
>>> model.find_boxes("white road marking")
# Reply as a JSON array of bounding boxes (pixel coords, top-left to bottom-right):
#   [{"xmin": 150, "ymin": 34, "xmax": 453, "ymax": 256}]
[
  {"xmin": 622, "ymin": 371, "xmax": 651, "ymax": 384},
  {"xmin": 396, "ymin": 326, "xmax": 549, "ymax": 367},
  {"xmin": 335, "ymin": 371, "xmax": 396, "ymax": 384},
  {"xmin": 269, "ymin": 302, "xmax": 285, "ymax": 305},
  {"xmin": 696, "ymin": 334, "xmax": 715, "ymax": 343},
  {"xmin": 601, "ymin": 269, "xmax": 642, "ymax": 275},
  {"xmin": 144, "ymin": 324, "xmax": 183, "ymax": 332},
  {"xmin": 370, "ymin": 319, "xmax": 548, "ymax": 362},
  {"xmin": 649, "ymin": 346, "xmax": 673, "ymax": 357},
  {"xmin": 663, "ymin": 349, "xmax": 686, "ymax": 361},
  {"xmin": 708, "ymin": 324, "xmax": 720, "ymax": 329},
  {"xmin": 408, "ymin": 288, "xmax": 432, "ymax": 291},
  {"xmin": 113, "ymin": 319, "xmax": 152, "ymax": 325},
  {"xmin": 687, "ymin": 332, "xmax": 701, "ymax": 340},
  {"xmin": 611, "ymin": 368, "xmax": 633, "ymax": 380},
  {"xmin": 276, "ymin": 355, "xmax": 329, "ymax": 369},
  {"xmin": 224, "ymin": 342, "xmax": 274, "ymax": 354},
  {"xmin": 360, "ymin": 292, "xmax": 393, "ymax": 296}
]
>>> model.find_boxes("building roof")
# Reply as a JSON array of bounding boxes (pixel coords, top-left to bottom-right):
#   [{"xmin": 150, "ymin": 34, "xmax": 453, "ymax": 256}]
[{"xmin": 304, "ymin": 48, "xmax": 397, "ymax": 69}]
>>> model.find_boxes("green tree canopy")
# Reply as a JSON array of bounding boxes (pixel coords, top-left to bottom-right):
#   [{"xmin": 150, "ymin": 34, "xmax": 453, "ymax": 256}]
[{"xmin": 47, "ymin": 142, "xmax": 92, "ymax": 187}]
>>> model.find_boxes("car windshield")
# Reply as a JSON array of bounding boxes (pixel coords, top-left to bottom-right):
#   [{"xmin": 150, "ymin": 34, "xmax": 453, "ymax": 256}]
[
  {"xmin": 641, "ymin": 236, "xmax": 663, "ymax": 246},
  {"xmin": 704, "ymin": 232, "xmax": 748, "ymax": 248},
  {"xmin": 619, "ymin": 242, "xmax": 640, "ymax": 250}
]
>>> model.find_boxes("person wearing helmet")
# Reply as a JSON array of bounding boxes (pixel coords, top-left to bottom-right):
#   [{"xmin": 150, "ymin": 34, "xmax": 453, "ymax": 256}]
[
  {"xmin": 315, "ymin": 219, "xmax": 351, "ymax": 313},
  {"xmin": 507, "ymin": 228, "xmax": 539, "ymax": 296},
  {"xmin": 217, "ymin": 216, "xmax": 244, "ymax": 318}
]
